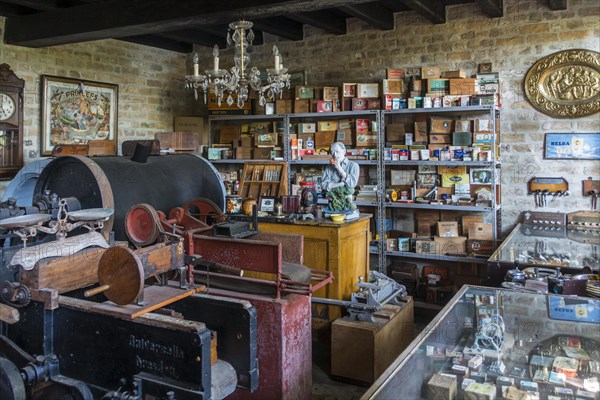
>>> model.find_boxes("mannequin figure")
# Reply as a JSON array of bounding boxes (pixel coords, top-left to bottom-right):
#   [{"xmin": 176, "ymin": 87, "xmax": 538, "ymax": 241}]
[
  {"xmin": 321, "ymin": 142, "xmax": 359, "ymax": 192},
  {"xmin": 321, "ymin": 142, "xmax": 360, "ymax": 217}
]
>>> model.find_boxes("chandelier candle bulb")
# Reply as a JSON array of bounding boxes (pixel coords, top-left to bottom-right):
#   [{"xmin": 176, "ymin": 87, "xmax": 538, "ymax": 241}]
[
  {"xmin": 193, "ymin": 53, "xmax": 199, "ymax": 77},
  {"xmin": 213, "ymin": 45, "xmax": 219, "ymax": 73},
  {"xmin": 274, "ymin": 46, "xmax": 281, "ymax": 73}
]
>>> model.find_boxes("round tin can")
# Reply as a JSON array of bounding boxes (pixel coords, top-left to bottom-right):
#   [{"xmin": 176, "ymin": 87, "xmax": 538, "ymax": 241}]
[{"xmin": 225, "ymin": 195, "xmax": 242, "ymax": 214}]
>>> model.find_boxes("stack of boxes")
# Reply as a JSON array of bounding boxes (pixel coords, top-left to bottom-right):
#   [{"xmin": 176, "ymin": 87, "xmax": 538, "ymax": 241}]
[
  {"xmin": 341, "ymin": 83, "xmax": 381, "ymax": 111},
  {"xmin": 209, "ymin": 122, "xmax": 285, "ymax": 160},
  {"xmin": 384, "ymin": 64, "xmax": 499, "ymax": 111}
]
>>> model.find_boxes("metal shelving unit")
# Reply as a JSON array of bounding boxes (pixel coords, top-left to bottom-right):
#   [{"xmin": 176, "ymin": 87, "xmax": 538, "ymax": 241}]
[
  {"xmin": 378, "ymin": 105, "xmax": 501, "ymax": 270},
  {"xmin": 207, "ymin": 106, "xmax": 501, "ymax": 274}
]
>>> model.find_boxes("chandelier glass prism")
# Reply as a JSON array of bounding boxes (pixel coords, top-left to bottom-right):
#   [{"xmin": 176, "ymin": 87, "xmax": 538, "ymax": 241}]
[{"xmin": 185, "ymin": 20, "xmax": 291, "ymax": 108}]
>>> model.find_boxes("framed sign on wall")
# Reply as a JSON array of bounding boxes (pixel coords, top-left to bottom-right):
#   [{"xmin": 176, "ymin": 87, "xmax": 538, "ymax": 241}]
[
  {"xmin": 544, "ymin": 132, "xmax": 600, "ymax": 160},
  {"xmin": 40, "ymin": 75, "xmax": 118, "ymax": 156}
]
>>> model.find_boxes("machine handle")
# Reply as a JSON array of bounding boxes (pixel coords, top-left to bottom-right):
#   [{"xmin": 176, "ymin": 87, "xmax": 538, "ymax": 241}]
[{"xmin": 84, "ymin": 284, "xmax": 110, "ymax": 297}]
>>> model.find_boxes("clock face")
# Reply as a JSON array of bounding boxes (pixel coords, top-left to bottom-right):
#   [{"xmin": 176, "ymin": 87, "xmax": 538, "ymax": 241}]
[{"xmin": 0, "ymin": 93, "xmax": 16, "ymax": 121}]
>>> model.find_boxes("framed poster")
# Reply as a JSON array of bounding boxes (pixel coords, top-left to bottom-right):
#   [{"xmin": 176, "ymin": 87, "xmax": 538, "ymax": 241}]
[
  {"xmin": 544, "ymin": 133, "xmax": 600, "ymax": 160},
  {"xmin": 40, "ymin": 75, "xmax": 118, "ymax": 156},
  {"xmin": 470, "ymin": 168, "xmax": 493, "ymax": 184}
]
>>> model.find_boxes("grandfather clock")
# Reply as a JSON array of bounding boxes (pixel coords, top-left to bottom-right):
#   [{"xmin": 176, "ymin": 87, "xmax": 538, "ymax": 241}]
[{"xmin": 0, "ymin": 63, "xmax": 24, "ymax": 180}]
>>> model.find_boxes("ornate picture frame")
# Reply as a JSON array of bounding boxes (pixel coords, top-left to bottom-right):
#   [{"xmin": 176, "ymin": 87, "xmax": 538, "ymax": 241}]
[
  {"xmin": 523, "ymin": 49, "xmax": 600, "ymax": 119},
  {"xmin": 40, "ymin": 75, "xmax": 118, "ymax": 156}
]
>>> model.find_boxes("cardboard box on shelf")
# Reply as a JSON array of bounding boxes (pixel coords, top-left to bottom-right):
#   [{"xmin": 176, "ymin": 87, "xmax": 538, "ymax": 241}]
[
  {"xmin": 386, "ymin": 123, "xmax": 406, "ymax": 142},
  {"xmin": 429, "ymin": 134, "xmax": 452, "ymax": 144},
  {"xmin": 449, "ymin": 78, "xmax": 477, "ymax": 95},
  {"xmin": 322, "ymin": 86, "xmax": 340, "ymax": 100},
  {"xmin": 352, "ymin": 98, "xmax": 368, "ymax": 110},
  {"xmin": 218, "ymin": 125, "xmax": 241, "ymax": 144},
  {"xmin": 315, "ymin": 131, "xmax": 337, "ymax": 148},
  {"xmin": 421, "ymin": 66, "xmax": 441, "ymax": 79},
  {"xmin": 433, "ymin": 236, "xmax": 467, "ymax": 254},
  {"xmin": 235, "ymin": 147, "xmax": 253, "ymax": 159},
  {"xmin": 442, "ymin": 69, "xmax": 467, "ymax": 79},
  {"xmin": 424, "ymin": 79, "xmax": 449, "ymax": 92},
  {"xmin": 462, "ymin": 215, "xmax": 484, "ymax": 236},
  {"xmin": 387, "ymin": 68, "xmax": 406, "ymax": 79},
  {"xmin": 275, "ymin": 99, "xmax": 293, "ymax": 114},
  {"xmin": 466, "ymin": 239, "xmax": 495, "ymax": 256},
  {"xmin": 318, "ymin": 121, "xmax": 338, "ymax": 132},
  {"xmin": 468, "ymin": 223, "xmax": 493, "ymax": 240},
  {"xmin": 314, "ymin": 100, "xmax": 333, "ymax": 113},
  {"xmin": 294, "ymin": 99, "xmax": 310, "ymax": 114},
  {"xmin": 383, "ymin": 79, "xmax": 405, "ymax": 94},
  {"xmin": 357, "ymin": 83, "xmax": 380, "ymax": 98},
  {"xmin": 298, "ymin": 123, "xmax": 316, "ymax": 134},
  {"xmin": 253, "ymin": 147, "xmax": 273, "ymax": 160},
  {"xmin": 430, "ymin": 118, "xmax": 453, "ymax": 134},
  {"xmin": 343, "ymin": 83, "xmax": 356, "ymax": 97},
  {"xmin": 437, "ymin": 221, "xmax": 459, "ymax": 237},
  {"xmin": 336, "ymin": 129, "xmax": 353, "ymax": 145}
]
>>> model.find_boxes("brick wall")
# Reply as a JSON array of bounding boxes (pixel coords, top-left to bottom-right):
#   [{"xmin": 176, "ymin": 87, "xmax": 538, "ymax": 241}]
[{"xmin": 2, "ymin": 0, "xmax": 600, "ymax": 234}]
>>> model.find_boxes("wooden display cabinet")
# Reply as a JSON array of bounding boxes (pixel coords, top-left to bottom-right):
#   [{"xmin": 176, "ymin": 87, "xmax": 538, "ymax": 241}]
[{"xmin": 239, "ymin": 161, "xmax": 288, "ymax": 199}]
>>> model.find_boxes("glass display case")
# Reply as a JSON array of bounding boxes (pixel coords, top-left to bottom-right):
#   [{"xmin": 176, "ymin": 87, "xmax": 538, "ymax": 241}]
[
  {"xmin": 362, "ymin": 285, "xmax": 600, "ymax": 400},
  {"xmin": 486, "ymin": 223, "xmax": 600, "ymax": 286}
]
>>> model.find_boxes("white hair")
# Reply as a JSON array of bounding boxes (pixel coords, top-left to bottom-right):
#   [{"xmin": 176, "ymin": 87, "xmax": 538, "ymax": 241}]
[{"xmin": 330, "ymin": 142, "xmax": 346, "ymax": 153}]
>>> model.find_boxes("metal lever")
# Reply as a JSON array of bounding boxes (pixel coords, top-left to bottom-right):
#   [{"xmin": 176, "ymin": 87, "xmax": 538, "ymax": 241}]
[
  {"xmin": 534, "ymin": 189, "xmax": 541, "ymax": 208},
  {"xmin": 542, "ymin": 189, "xmax": 549, "ymax": 208},
  {"xmin": 590, "ymin": 190, "xmax": 598, "ymax": 210}
]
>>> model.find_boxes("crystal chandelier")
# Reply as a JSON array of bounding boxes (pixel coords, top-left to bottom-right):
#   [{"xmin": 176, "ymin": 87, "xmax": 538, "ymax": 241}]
[{"xmin": 185, "ymin": 20, "xmax": 291, "ymax": 108}]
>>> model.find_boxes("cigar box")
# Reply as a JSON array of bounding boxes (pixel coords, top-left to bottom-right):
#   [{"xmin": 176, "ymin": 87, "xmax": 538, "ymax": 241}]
[
  {"xmin": 421, "ymin": 66, "xmax": 441, "ymax": 79},
  {"xmin": 430, "ymin": 118, "xmax": 453, "ymax": 134},
  {"xmin": 294, "ymin": 99, "xmax": 310, "ymax": 113},
  {"xmin": 343, "ymin": 83, "xmax": 356, "ymax": 97},
  {"xmin": 352, "ymin": 97, "xmax": 368, "ymax": 110},
  {"xmin": 323, "ymin": 86, "xmax": 339, "ymax": 100},
  {"xmin": 386, "ymin": 123, "xmax": 406, "ymax": 142},
  {"xmin": 357, "ymin": 83, "xmax": 380, "ymax": 98},
  {"xmin": 318, "ymin": 120, "xmax": 338, "ymax": 131},
  {"xmin": 387, "ymin": 68, "xmax": 405, "ymax": 79},
  {"xmin": 428, "ymin": 373, "xmax": 457, "ymax": 400},
  {"xmin": 464, "ymin": 383, "xmax": 496, "ymax": 400},
  {"xmin": 383, "ymin": 79, "xmax": 405, "ymax": 94},
  {"xmin": 442, "ymin": 69, "xmax": 467, "ymax": 79},
  {"xmin": 434, "ymin": 236, "xmax": 467, "ymax": 254}
]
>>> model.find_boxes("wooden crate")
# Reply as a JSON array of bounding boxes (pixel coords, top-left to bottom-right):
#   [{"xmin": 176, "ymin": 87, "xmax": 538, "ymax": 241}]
[
  {"xmin": 239, "ymin": 161, "xmax": 288, "ymax": 199},
  {"xmin": 331, "ymin": 297, "xmax": 414, "ymax": 384}
]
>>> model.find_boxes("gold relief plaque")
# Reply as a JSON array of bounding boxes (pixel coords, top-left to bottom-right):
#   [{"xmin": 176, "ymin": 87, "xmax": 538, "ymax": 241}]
[{"xmin": 524, "ymin": 49, "xmax": 600, "ymax": 118}]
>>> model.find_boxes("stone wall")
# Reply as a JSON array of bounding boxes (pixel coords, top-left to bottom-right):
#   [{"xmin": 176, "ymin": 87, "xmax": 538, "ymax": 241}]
[
  {"xmin": 2, "ymin": 0, "xmax": 600, "ymax": 234},
  {"xmin": 194, "ymin": 0, "xmax": 600, "ymax": 233}
]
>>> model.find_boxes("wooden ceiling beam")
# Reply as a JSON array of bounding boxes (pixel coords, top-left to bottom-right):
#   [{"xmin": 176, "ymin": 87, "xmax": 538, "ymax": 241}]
[
  {"xmin": 548, "ymin": 0, "xmax": 567, "ymax": 10},
  {"xmin": 252, "ymin": 17, "xmax": 304, "ymax": 41},
  {"xmin": 398, "ymin": 0, "xmax": 446, "ymax": 24},
  {"xmin": 120, "ymin": 35, "xmax": 192, "ymax": 53},
  {"xmin": 157, "ymin": 29, "xmax": 227, "ymax": 49},
  {"xmin": 475, "ymin": 0, "xmax": 503, "ymax": 18},
  {"xmin": 339, "ymin": 2, "xmax": 394, "ymax": 30},
  {"xmin": 3, "ymin": 0, "xmax": 377, "ymax": 48},
  {"xmin": 289, "ymin": 10, "xmax": 347, "ymax": 35}
]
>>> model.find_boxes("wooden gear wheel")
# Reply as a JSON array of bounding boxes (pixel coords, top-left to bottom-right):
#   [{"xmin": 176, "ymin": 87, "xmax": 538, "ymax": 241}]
[
  {"xmin": 182, "ymin": 198, "xmax": 224, "ymax": 225},
  {"xmin": 97, "ymin": 247, "xmax": 145, "ymax": 305}
]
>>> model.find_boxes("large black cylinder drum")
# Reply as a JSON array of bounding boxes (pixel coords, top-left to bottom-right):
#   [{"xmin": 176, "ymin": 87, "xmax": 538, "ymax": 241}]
[{"xmin": 33, "ymin": 154, "xmax": 225, "ymax": 241}]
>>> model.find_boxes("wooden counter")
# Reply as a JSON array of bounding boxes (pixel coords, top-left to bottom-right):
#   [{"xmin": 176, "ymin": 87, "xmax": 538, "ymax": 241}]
[{"xmin": 257, "ymin": 214, "xmax": 371, "ymax": 321}]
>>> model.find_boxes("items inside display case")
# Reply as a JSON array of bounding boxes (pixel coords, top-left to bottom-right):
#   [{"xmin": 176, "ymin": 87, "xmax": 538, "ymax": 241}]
[{"xmin": 363, "ymin": 286, "xmax": 600, "ymax": 400}]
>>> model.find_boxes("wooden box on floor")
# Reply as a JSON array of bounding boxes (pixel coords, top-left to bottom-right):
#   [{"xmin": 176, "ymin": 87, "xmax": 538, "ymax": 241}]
[{"xmin": 331, "ymin": 297, "xmax": 414, "ymax": 384}]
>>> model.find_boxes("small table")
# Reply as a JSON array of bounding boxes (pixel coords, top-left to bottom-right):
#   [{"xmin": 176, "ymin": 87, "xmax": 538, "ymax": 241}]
[{"xmin": 256, "ymin": 214, "xmax": 372, "ymax": 321}]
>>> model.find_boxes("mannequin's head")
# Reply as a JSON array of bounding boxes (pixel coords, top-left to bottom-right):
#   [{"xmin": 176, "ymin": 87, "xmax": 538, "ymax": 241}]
[{"xmin": 330, "ymin": 142, "xmax": 346, "ymax": 161}]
